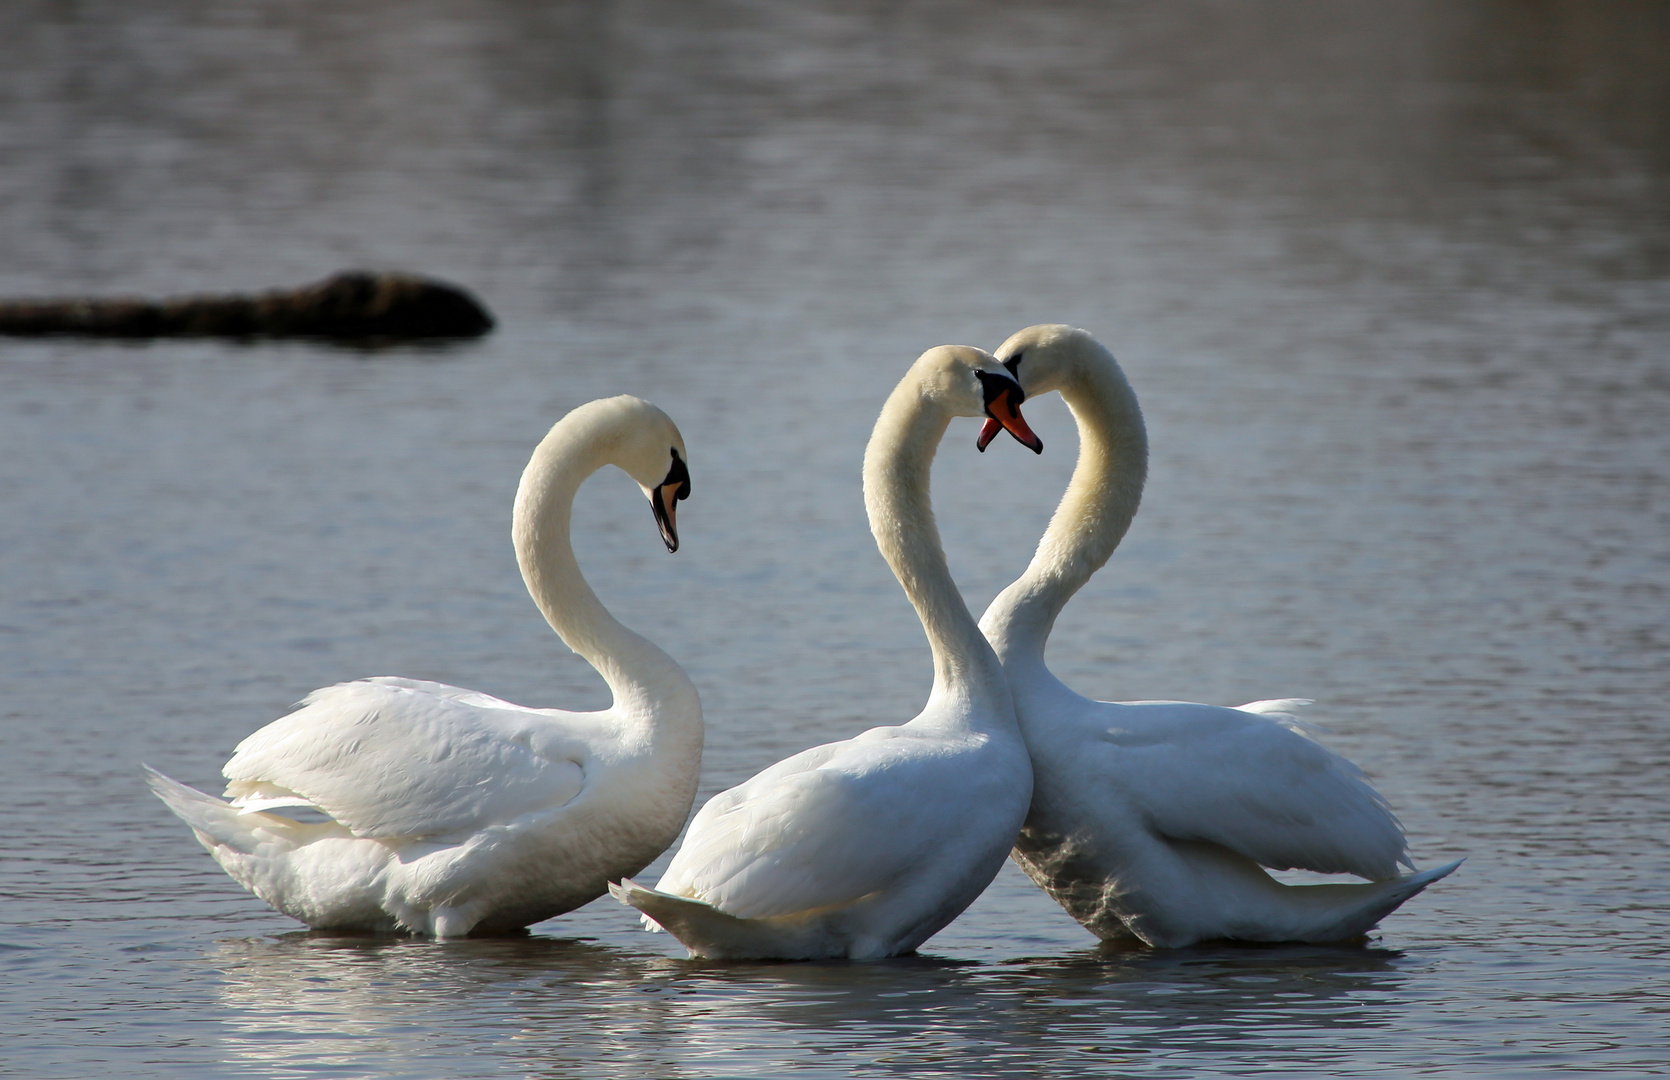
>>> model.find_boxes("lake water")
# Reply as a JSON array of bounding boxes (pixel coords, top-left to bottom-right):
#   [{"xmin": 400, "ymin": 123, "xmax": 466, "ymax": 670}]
[{"xmin": 2, "ymin": 2, "xmax": 1667, "ymax": 1076}]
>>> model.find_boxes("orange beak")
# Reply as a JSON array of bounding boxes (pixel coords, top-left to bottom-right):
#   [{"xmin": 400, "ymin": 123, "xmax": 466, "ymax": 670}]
[
  {"xmin": 651, "ymin": 481, "xmax": 682, "ymax": 552},
  {"xmin": 977, "ymin": 385, "xmax": 1043, "ymax": 454},
  {"xmin": 649, "ymin": 448, "xmax": 692, "ymax": 553}
]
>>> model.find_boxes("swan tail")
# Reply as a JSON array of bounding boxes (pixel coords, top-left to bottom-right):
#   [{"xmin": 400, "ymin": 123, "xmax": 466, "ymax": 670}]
[
  {"xmin": 608, "ymin": 878, "xmax": 837, "ymax": 960},
  {"xmin": 1235, "ymin": 698, "xmax": 1325, "ymax": 734},
  {"xmin": 144, "ymin": 765, "xmax": 300, "ymax": 856},
  {"xmin": 1237, "ymin": 698, "xmax": 1315, "ymax": 715},
  {"xmin": 1293, "ymin": 858, "xmax": 1463, "ymax": 943}
]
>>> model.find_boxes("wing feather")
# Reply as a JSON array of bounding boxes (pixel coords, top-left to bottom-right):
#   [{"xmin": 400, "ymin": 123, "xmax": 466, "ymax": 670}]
[
  {"xmin": 1092, "ymin": 699, "xmax": 1408, "ymax": 879},
  {"xmin": 221, "ymin": 679, "xmax": 590, "ymax": 840}
]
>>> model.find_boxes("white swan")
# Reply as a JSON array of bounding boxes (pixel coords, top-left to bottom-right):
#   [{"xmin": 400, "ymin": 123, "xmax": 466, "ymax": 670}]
[
  {"xmin": 611, "ymin": 346, "xmax": 1043, "ymax": 959},
  {"xmin": 146, "ymin": 395, "xmax": 703, "ymax": 937},
  {"xmin": 976, "ymin": 325, "xmax": 1459, "ymax": 947}
]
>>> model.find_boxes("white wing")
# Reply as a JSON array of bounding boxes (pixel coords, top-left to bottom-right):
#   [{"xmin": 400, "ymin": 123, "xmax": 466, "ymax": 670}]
[
  {"xmin": 221, "ymin": 678, "xmax": 591, "ymax": 840},
  {"xmin": 1090, "ymin": 698, "xmax": 1409, "ymax": 879},
  {"xmin": 661, "ymin": 728, "xmax": 1003, "ymax": 920}
]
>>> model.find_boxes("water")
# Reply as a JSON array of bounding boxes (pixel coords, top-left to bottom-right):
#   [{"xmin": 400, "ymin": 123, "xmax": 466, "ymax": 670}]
[{"xmin": 2, "ymin": 2, "xmax": 1667, "ymax": 1076}]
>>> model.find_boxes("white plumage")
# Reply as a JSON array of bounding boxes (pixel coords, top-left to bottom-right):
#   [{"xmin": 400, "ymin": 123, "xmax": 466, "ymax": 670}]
[
  {"xmin": 979, "ymin": 325, "xmax": 1459, "ymax": 947},
  {"xmin": 612, "ymin": 345, "xmax": 1043, "ymax": 959},
  {"xmin": 215, "ymin": 679, "xmax": 589, "ymax": 836},
  {"xmin": 1078, "ymin": 697, "xmax": 1405, "ymax": 878},
  {"xmin": 148, "ymin": 396, "xmax": 703, "ymax": 937},
  {"xmin": 650, "ymin": 727, "xmax": 1016, "ymax": 924}
]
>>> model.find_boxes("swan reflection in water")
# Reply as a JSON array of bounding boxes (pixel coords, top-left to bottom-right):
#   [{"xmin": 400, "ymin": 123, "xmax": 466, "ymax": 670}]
[
  {"xmin": 211, "ymin": 931, "xmax": 692, "ymax": 1078},
  {"xmin": 663, "ymin": 943, "xmax": 1412, "ymax": 1077},
  {"xmin": 210, "ymin": 930, "xmax": 1412, "ymax": 1078}
]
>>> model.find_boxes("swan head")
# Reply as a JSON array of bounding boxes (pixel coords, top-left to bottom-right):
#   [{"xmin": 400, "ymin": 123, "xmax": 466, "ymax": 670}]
[
  {"xmin": 992, "ymin": 323, "xmax": 1088, "ymax": 398},
  {"xmin": 912, "ymin": 345, "xmax": 1043, "ymax": 454},
  {"xmin": 616, "ymin": 404, "xmax": 692, "ymax": 555},
  {"xmin": 542, "ymin": 395, "xmax": 692, "ymax": 553},
  {"xmin": 976, "ymin": 324, "xmax": 1094, "ymax": 450}
]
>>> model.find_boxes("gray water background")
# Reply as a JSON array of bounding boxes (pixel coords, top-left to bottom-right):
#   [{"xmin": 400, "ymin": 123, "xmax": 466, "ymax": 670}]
[{"xmin": 2, "ymin": 2, "xmax": 1667, "ymax": 1076}]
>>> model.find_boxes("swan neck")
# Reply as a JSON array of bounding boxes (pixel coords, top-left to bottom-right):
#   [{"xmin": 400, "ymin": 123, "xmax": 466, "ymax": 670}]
[
  {"xmin": 863, "ymin": 382, "xmax": 1010, "ymax": 721},
  {"xmin": 982, "ymin": 352, "xmax": 1147, "ymax": 665},
  {"xmin": 512, "ymin": 431, "xmax": 699, "ymax": 726}
]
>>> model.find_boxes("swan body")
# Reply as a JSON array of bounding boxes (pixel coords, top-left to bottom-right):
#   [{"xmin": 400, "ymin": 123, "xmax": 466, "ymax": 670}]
[
  {"xmin": 979, "ymin": 325, "xmax": 1459, "ymax": 947},
  {"xmin": 612, "ymin": 346, "xmax": 1042, "ymax": 959},
  {"xmin": 148, "ymin": 396, "xmax": 703, "ymax": 937}
]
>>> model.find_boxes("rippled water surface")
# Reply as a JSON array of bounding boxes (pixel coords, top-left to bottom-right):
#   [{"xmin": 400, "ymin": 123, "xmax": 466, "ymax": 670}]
[{"xmin": 3, "ymin": 2, "xmax": 1668, "ymax": 1076}]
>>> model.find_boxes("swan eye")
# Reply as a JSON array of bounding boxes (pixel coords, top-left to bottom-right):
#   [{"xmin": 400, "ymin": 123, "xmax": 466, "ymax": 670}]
[{"xmin": 1002, "ymin": 351, "xmax": 1024, "ymax": 377}]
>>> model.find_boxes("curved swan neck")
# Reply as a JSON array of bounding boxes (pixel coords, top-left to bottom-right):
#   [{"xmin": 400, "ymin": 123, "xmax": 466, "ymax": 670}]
[
  {"xmin": 863, "ymin": 378, "xmax": 1010, "ymax": 720},
  {"xmin": 513, "ymin": 423, "xmax": 698, "ymax": 726},
  {"xmin": 981, "ymin": 343, "xmax": 1147, "ymax": 666}
]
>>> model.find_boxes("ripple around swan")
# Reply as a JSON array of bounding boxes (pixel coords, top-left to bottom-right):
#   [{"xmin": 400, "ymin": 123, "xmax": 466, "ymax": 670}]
[
  {"xmin": 3, "ymin": 0, "xmax": 1669, "ymax": 1076},
  {"xmin": 198, "ymin": 932, "xmax": 1420, "ymax": 1078}
]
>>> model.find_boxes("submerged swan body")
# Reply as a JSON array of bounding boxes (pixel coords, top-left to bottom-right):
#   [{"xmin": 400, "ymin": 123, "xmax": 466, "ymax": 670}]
[
  {"xmin": 612, "ymin": 346, "xmax": 1042, "ymax": 959},
  {"xmin": 979, "ymin": 325, "xmax": 1459, "ymax": 947},
  {"xmin": 148, "ymin": 396, "xmax": 703, "ymax": 937}
]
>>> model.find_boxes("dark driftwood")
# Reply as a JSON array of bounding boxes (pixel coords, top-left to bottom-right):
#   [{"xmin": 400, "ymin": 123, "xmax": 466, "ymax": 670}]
[{"xmin": 0, "ymin": 271, "xmax": 494, "ymax": 341}]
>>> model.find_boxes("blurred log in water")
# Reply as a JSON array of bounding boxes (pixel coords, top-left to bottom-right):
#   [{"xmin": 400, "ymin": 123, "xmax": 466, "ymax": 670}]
[{"xmin": 0, "ymin": 271, "xmax": 495, "ymax": 341}]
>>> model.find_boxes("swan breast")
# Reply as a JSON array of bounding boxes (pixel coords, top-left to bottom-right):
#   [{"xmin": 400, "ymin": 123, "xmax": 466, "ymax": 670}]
[{"xmin": 660, "ymin": 728, "xmax": 1017, "ymax": 921}]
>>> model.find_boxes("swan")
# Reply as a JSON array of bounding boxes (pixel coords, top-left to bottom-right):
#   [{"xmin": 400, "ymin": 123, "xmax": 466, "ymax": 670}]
[
  {"xmin": 975, "ymin": 324, "xmax": 1460, "ymax": 947},
  {"xmin": 610, "ymin": 346, "xmax": 1043, "ymax": 959},
  {"xmin": 146, "ymin": 395, "xmax": 704, "ymax": 937}
]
